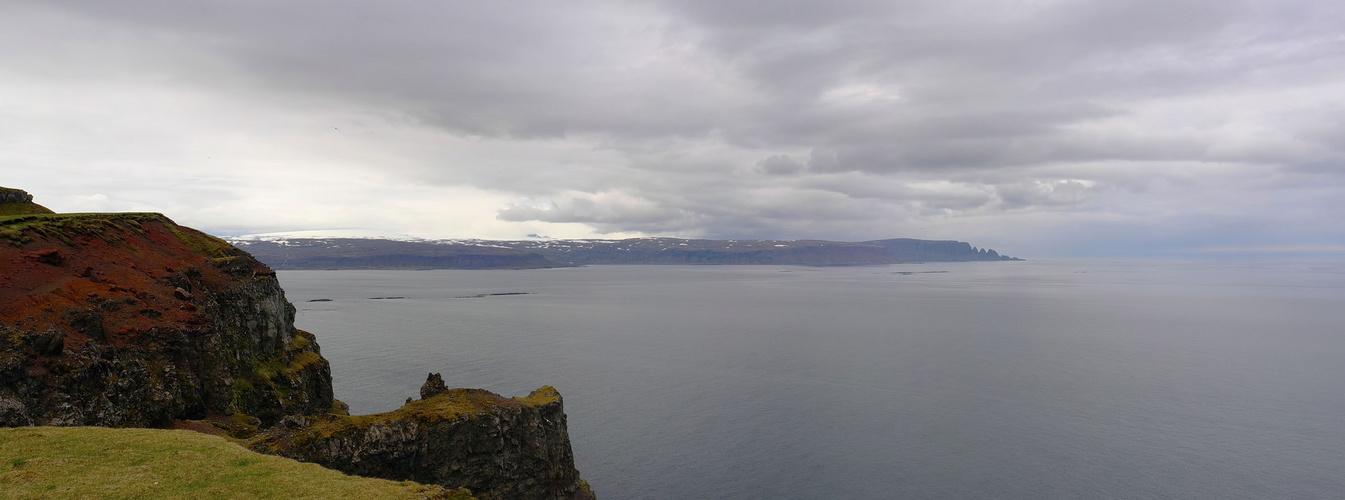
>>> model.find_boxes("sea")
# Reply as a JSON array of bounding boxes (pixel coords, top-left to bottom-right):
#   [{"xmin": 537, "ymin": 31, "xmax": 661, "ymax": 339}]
[{"xmin": 277, "ymin": 259, "xmax": 1345, "ymax": 499}]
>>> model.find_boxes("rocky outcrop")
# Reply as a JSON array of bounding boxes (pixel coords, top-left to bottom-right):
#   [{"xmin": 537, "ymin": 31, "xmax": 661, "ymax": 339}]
[
  {"xmin": 0, "ymin": 212, "xmax": 332, "ymax": 429},
  {"xmin": 422, "ymin": 372, "xmax": 449, "ymax": 399},
  {"xmin": 0, "ymin": 187, "xmax": 34, "ymax": 204},
  {"xmin": 250, "ymin": 381, "xmax": 594, "ymax": 500},
  {"xmin": 0, "ymin": 396, "xmax": 32, "ymax": 426},
  {"xmin": 0, "ymin": 187, "xmax": 54, "ymax": 216}
]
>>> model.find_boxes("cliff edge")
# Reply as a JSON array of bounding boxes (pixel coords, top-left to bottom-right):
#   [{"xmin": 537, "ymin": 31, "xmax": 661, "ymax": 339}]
[
  {"xmin": 0, "ymin": 191, "xmax": 592, "ymax": 499},
  {"xmin": 251, "ymin": 377, "xmax": 594, "ymax": 500},
  {"xmin": 0, "ymin": 211, "xmax": 332, "ymax": 428}
]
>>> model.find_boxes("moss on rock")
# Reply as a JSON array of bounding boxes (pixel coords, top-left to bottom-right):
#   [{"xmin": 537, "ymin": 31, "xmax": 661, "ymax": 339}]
[{"xmin": 249, "ymin": 386, "xmax": 593, "ymax": 500}]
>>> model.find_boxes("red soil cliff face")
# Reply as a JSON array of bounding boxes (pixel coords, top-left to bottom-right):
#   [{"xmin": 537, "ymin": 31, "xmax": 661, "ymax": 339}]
[
  {"xmin": 2, "ymin": 217, "xmax": 259, "ymax": 340},
  {"xmin": 0, "ymin": 213, "xmax": 333, "ymax": 429}
]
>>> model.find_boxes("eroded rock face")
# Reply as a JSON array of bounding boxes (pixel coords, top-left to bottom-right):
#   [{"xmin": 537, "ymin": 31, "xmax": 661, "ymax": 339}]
[
  {"xmin": 0, "ymin": 213, "xmax": 332, "ymax": 429},
  {"xmin": 250, "ymin": 386, "xmax": 595, "ymax": 500},
  {"xmin": 0, "ymin": 187, "xmax": 34, "ymax": 204}
]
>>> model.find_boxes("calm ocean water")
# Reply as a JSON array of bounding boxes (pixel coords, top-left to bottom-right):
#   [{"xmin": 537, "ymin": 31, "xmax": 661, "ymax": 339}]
[{"xmin": 278, "ymin": 260, "xmax": 1345, "ymax": 499}]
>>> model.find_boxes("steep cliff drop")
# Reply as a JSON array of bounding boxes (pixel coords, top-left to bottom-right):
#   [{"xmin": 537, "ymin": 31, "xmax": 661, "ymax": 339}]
[
  {"xmin": 0, "ymin": 202, "xmax": 333, "ymax": 428},
  {"xmin": 0, "ymin": 189, "xmax": 592, "ymax": 499},
  {"xmin": 251, "ymin": 375, "xmax": 595, "ymax": 500}
]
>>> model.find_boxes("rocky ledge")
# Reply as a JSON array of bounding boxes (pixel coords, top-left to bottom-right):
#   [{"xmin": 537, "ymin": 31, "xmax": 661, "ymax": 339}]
[{"xmin": 250, "ymin": 375, "xmax": 594, "ymax": 500}]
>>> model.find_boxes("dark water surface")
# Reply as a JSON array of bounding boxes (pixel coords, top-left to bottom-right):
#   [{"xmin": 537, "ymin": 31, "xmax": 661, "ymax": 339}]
[{"xmin": 279, "ymin": 260, "xmax": 1345, "ymax": 499}]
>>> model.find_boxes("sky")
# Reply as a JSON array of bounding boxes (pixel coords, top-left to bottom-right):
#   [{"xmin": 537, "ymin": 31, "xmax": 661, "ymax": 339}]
[{"xmin": 3, "ymin": 0, "xmax": 1343, "ymax": 257}]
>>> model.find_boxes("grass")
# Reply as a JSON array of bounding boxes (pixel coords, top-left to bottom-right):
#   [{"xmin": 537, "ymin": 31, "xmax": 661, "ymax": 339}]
[
  {"xmin": 0, "ymin": 427, "xmax": 475, "ymax": 500},
  {"xmin": 276, "ymin": 387, "xmax": 562, "ymax": 444},
  {"xmin": 1, "ymin": 212, "xmax": 230, "ymax": 251},
  {"xmin": 0, "ymin": 203, "xmax": 53, "ymax": 217},
  {"xmin": 0, "ymin": 211, "xmax": 164, "ymax": 228},
  {"xmin": 0, "ymin": 212, "xmax": 159, "ymax": 245},
  {"xmin": 396, "ymin": 386, "xmax": 559, "ymax": 423}
]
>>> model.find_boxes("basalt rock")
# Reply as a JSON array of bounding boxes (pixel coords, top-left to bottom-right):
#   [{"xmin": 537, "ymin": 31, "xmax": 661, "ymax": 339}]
[
  {"xmin": 0, "ymin": 212, "xmax": 332, "ymax": 430},
  {"xmin": 249, "ymin": 386, "xmax": 595, "ymax": 500},
  {"xmin": 421, "ymin": 372, "xmax": 448, "ymax": 399},
  {"xmin": 0, "ymin": 187, "xmax": 35, "ymax": 205},
  {"xmin": 0, "ymin": 396, "xmax": 32, "ymax": 426}
]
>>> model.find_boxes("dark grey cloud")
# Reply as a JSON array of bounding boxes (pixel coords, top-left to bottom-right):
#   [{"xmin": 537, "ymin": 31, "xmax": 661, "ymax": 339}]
[
  {"xmin": 5, "ymin": 0, "xmax": 1344, "ymax": 254},
  {"xmin": 756, "ymin": 154, "xmax": 804, "ymax": 176},
  {"xmin": 28, "ymin": 0, "xmax": 1344, "ymax": 159}
]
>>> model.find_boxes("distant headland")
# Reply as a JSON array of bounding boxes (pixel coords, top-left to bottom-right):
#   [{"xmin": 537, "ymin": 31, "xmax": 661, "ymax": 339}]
[{"xmin": 227, "ymin": 235, "xmax": 1022, "ymax": 270}]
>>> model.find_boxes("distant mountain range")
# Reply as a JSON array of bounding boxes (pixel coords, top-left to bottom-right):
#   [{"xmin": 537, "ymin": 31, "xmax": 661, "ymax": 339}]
[{"xmin": 226, "ymin": 236, "xmax": 1020, "ymax": 270}]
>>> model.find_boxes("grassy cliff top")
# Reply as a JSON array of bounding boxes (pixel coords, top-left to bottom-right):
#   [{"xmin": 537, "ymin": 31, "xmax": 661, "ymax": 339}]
[
  {"xmin": 0, "ymin": 211, "xmax": 172, "ymax": 228},
  {"xmin": 255, "ymin": 387, "xmax": 563, "ymax": 448},
  {"xmin": 0, "ymin": 427, "xmax": 473, "ymax": 499},
  {"xmin": 365, "ymin": 386, "xmax": 560, "ymax": 424},
  {"xmin": 0, "ymin": 204, "xmax": 53, "ymax": 216},
  {"xmin": 0, "ymin": 212, "xmax": 233, "ymax": 255}
]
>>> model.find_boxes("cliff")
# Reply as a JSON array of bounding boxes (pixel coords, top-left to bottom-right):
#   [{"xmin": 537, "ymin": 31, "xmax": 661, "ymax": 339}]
[
  {"xmin": 250, "ymin": 378, "xmax": 594, "ymax": 500},
  {"xmin": 862, "ymin": 238, "xmax": 1017, "ymax": 262},
  {"xmin": 0, "ymin": 211, "xmax": 332, "ymax": 428},
  {"xmin": 0, "ymin": 192, "xmax": 593, "ymax": 498}
]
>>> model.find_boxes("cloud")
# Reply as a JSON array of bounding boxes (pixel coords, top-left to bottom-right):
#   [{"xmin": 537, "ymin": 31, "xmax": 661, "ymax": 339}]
[
  {"xmin": 756, "ymin": 155, "xmax": 804, "ymax": 176},
  {"xmin": 1189, "ymin": 245, "xmax": 1345, "ymax": 254},
  {"xmin": 2, "ymin": 0, "xmax": 1343, "ymax": 256},
  {"xmin": 994, "ymin": 180, "xmax": 1099, "ymax": 210},
  {"xmin": 497, "ymin": 191, "xmax": 686, "ymax": 232}
]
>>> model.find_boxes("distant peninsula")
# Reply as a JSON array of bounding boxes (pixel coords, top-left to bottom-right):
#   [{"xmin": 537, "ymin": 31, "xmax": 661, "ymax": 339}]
[{"xmin": 227, "ymin": 235, "xmax": 1021, "ymax": 270}]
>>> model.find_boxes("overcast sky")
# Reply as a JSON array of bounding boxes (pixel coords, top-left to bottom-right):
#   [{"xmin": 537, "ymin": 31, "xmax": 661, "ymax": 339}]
[{"xmin": 3, "ymin": 0, "xmax": 1343, "ymax": 257}]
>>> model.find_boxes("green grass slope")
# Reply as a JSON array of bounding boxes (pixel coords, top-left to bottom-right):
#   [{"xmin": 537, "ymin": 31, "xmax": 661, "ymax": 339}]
[
  {"xmin": 0, "ymin": 427, "xmax": 474, "ymax": 500},
  {"xmin": 0, "ymin": 203, "xmax": 53, "ymax": 216}
]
